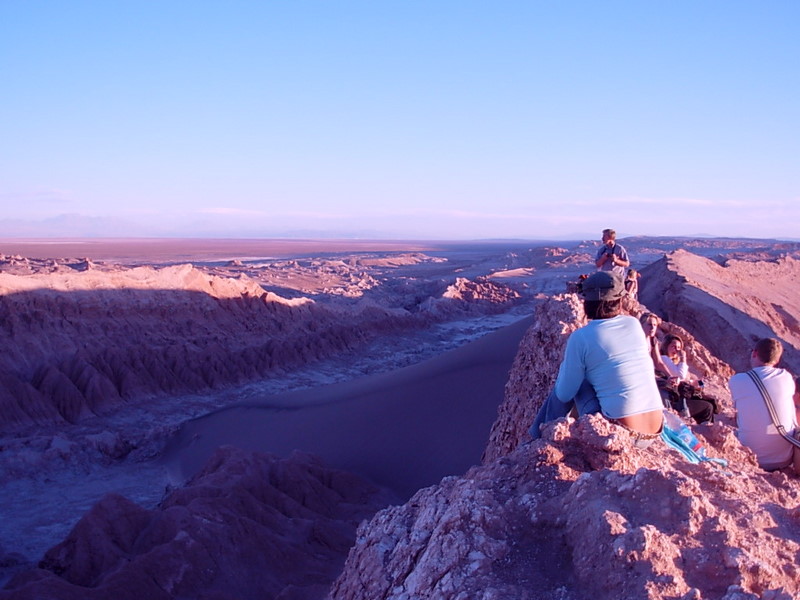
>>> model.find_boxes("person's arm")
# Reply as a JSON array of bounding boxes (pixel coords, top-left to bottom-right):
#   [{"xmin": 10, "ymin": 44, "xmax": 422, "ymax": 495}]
[
  {"xmin": 595, "ymin": 246, "xmax": 612, "ymax": 269},
  {"xmin": 647, "ymin": 338, "xmax": 671, "ymax": 374},
  {"xmin": 660, "ymin": 355, "xmax": 688, "ymax": 379},
  {"xmin": 553, "ymin": 335, "xmax": 585, "ymax": 403},
  {"xmin": 616, "ymin": 246, "xmax": 631, "ymax": 269},
  {"xmin": 728, "ymin": 374, "xmax": 742, "ymax": 427},
  {"xmin": 675, "ymin": 349, "xmax": 689, "ymax": 379}
]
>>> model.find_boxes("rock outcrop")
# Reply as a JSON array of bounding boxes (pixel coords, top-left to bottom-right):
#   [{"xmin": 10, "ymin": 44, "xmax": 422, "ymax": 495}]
[
  {"xmin": 482, "ymin": 293, "xmax": 585, "ymax": 463},
  {"xmin": 0, "ymin": 264, "xmax": 394, "ymax": 430},
  {"xmin": 639, "ymin": 250, "xmax": 800, "ymax": 373},
  {"xmin": 332, "ymin": 416, "xmax": 800, "ymax": 600},
  {"xmin": 482, "ymin": 294, "xmax": 734, "ymax": 465},
  {"xmin": 331, "ymin": 295, "xmax": 800, "ymax": 600},
  {"xmin": 0, "ymin": 447, "xmax": 394, "ymax": 600}
]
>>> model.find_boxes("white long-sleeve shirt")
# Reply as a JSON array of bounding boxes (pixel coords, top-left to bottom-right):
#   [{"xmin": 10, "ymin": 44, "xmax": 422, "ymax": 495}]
[
  {"xmin": 660, "ymin": 355, "xmax": 689, "ymax": 381},
  {"xmin": 554, "ymin": 315, "xmax": 663, "ymax": 419}
]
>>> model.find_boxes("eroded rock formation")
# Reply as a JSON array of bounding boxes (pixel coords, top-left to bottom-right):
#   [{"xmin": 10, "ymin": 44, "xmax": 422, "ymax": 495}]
[
  {"xmin": 0, "ymin": 447, "xmax": 394, "ymax": 600},
  {"xmin": 639, "ymin": 250, "xmax": 800, "ymax": 373},
  {"xmin": 482, "ymin": 293, "xmax": 585, "ymax": 463},
  {"xmin": 0, "ymin": 262, "xmax": 520, "ymax": 432},
  {"xmin": 4, "ymin": 244, "xmax": 800, "ymax": 600}
]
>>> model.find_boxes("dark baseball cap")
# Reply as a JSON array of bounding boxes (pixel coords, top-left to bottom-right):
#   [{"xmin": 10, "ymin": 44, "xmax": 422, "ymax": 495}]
[{"xmin": 581, "ymin": 271, "xmax": 625, "ymax": 301}]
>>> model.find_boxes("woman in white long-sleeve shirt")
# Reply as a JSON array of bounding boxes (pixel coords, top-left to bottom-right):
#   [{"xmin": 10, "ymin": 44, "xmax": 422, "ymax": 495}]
[
  {"xmin": 660, "ymin": 334, "xmax": 714, "ymax": 423},
  {"xmin": 660, "ymin": 334, "xmax": 689, "ymax": 380}
]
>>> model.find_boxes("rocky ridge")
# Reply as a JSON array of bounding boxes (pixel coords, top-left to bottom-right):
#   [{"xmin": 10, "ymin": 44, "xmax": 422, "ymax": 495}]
[
  {"xmin": 639, "ymin": 250, "xmax": 800, "ymax": 373},
  {"xmin": 5, "ymin": 293, "xmax": 796, "ymax": 600},
  {"xmin": 3, "ymin": 241, "xmax": 800, "ymax": 599},
  {"xmin": 331, "ymin": 296, "xmax": 800, "ymax": 600},
  {"xmin": 0, "ymin": 259, "xmax": 522, "ymax": 433}
]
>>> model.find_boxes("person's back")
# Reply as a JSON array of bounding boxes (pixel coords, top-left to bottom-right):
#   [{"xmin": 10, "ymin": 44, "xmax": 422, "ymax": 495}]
[
  {"xmin": 556, "ymin": 314, "xmax": 662, "ymax": 421},
  {"xmin": 729, "ymin": 338, "xmax": 798, "ymax": 470},
  {"xmin": 530, "ymin": 271, "xmax": 663, "ymax": 441}
]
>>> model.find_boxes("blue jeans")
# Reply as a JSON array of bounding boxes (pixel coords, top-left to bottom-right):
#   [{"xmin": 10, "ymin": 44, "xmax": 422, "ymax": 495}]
[{"xmin": 528, "ymin": 380, "xmax": 601, "ymax": 440}]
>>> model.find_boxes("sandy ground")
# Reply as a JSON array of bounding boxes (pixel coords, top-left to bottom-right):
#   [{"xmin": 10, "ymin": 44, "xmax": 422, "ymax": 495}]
[{"xmin": 162, "ymin": 315, "xmax": 534, "ymax": 500}]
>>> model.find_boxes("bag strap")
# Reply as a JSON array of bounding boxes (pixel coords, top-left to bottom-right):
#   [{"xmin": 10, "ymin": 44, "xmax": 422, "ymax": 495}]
[{"xmin": 746, "ymin": 370, "xmax": 800, "ymax": 449}]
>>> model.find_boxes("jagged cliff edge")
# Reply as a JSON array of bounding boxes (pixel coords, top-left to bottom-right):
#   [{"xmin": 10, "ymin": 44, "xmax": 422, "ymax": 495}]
[{"xmin": 330, "ymin": 295, "xmax": 800, "ymax": 600}]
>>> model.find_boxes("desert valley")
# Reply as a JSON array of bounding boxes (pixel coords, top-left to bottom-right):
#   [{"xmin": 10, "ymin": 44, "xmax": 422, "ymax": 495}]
[{"xmin": 1, "ymin": 235, "xmax": 800, "ymax": 600}]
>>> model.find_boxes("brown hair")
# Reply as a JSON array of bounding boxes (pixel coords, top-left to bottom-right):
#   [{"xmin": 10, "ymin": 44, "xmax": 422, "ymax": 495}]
[
  {"xmin": 584, "ymin": 298, "xmax": 622, "ymax": 320},
  {"xmin": 753, "ymin": 338, "xmax": 783, "ymax": 365},
  {"xmin": 602, "ymin": 228, "xmax": 616, "ymax": 240},
  {"xmin": 660, "ymin": 334, "xmax": 683, "ymax": 357}
]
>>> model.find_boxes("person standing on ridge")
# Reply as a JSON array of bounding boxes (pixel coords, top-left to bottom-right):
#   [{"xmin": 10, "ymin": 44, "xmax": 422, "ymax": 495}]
[{"xmin": 595, "ymin": 228, "xmax": 630, "ymax": 278}]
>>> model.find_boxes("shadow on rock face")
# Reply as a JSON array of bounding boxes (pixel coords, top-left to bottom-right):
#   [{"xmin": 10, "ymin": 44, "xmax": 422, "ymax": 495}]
[{"xmin": 1, "ymin": 447, "xmax": 394, "ymax": 600}]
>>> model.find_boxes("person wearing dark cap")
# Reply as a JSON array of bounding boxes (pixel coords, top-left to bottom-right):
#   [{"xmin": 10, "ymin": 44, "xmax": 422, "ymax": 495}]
[{"xmin": 529, "ymin": 271, "xmax": 664, "ymax": 444}]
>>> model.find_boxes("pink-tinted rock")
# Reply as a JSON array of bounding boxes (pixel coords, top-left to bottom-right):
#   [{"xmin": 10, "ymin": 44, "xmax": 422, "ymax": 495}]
[
  {"xmin": 482, "ymin": 293, "xmax": 584, "ymax": 463},
  {"xmin": 332, "ymin": 413, "xmax": 800, "ymax": 600},
  {"xmin": 0, "ymin": 447, "xmax": 394, "ymax": 600},
  {"xmin": 0, "ymin": 265, "xmax": 417, "ymax": 432},
  {"xmin": 639, "ymin": 250, "xmax": 800, "ymax": 373},
  {"xmin": 331, "ymin": 294, "xmax": 800, "ymax": 600}
]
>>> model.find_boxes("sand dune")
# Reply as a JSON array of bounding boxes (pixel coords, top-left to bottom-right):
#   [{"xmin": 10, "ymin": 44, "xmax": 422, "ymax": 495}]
[{"xmin": 163, "ymin": 315, "xmax": 533, "ymax": 499}]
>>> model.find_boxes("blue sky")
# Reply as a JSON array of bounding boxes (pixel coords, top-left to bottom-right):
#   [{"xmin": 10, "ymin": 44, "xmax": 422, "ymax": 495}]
[{"xmin": 1, "ymin": 1, "xmax": 798, "ymax": 240}]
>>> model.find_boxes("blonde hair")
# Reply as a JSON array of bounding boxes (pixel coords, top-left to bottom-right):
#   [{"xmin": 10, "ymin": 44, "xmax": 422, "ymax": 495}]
[
  {"xmin": 639, "ymin": 312, "xmax": 661, "ymax": 327},
  {"xmin": 754, "ymin": 338, "xmax": 782, "ymax": 365}
]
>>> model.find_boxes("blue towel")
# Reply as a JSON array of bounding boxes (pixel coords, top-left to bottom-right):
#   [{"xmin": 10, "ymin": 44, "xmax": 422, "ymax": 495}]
[{"xmin": 661, "ymin": 427, "xmax": 728, "ymax": 467}]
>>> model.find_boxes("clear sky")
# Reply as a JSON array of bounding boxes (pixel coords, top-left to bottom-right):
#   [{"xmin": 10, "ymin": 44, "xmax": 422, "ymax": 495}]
[{"xmin": 2, "ymin": 1, "xmax": 798, "ymax": 240}]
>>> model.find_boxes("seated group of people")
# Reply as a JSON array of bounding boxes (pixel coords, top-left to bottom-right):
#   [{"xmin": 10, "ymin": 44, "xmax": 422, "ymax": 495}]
[
  {"xmin": 639, "ymin": 312, "xmax": 715, "ymax": 424},
  {"xmin": 529, "ymin": 264, "xmax": 799, "ymax": 474},
  {"xmin": 640, "ymin": 311, "xmax": 799, "ymax": 472}
]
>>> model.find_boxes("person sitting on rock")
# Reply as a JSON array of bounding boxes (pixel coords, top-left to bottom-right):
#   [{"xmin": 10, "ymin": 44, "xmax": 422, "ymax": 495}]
[
  {"xmin": 795, "ymin": 375, "xmax": 800, "ymax": 423},
  {"xmin": 729, "ymin": 338, "xmax": 798, "ymax": 472},
  {"xmin": 639, "ymin": 312, "xmax": 671, "ymax": 382},
  {"xmin": 640, "ymin": 312, "xmax": 662, "ymax": 356},
  {"xmin": 595, "ymin": 228, "xmax": 630, "ymax": 278},
  {"xmin": 659, "ymin": 334, "xmax": 714, "ymax": 424},
  {"xmin": 528, "ymin": 271, "xmax": 663, "ymax": 446}
]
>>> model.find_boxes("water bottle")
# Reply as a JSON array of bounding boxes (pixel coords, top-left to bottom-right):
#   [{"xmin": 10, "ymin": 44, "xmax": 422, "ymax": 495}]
[{"xmin": 663, "ymin": 410, "xmax": 706, "ymax": 457}]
